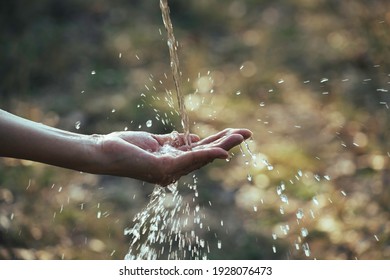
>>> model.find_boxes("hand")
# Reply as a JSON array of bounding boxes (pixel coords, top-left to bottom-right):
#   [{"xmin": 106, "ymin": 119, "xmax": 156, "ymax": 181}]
[{"xmin": 95, "ymin": 128, "xmax": 252, "ymax": 186}]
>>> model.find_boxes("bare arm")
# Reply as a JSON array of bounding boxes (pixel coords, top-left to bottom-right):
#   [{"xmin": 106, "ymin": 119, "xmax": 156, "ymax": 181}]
[
  {"xmin": 0, "ymin": 109, "xmax": 100, "ymax": 172},
  {"xmin": 0, "ymin": 109, "xmax": 252, "ymax": 186}
]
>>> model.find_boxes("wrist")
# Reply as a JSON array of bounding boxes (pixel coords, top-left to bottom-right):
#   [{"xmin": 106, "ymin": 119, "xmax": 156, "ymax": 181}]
[{"xmin": 77, "ymin": 134, "xmax": 107, "ymax": 175}]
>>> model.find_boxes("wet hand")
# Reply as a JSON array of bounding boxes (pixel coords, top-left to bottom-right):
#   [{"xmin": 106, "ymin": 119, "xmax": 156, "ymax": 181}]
[{"xmin": 96, "ymin": 128, "xmax": 252, "ymax": 186}]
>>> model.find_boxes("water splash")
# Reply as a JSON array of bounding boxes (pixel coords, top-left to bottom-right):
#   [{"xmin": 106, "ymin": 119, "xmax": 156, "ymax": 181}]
[
  {"xmin": 124, "ymin": 1, "xmax": 208, "ymax": 257},
  {"xmin": 124, "ymin": 181, "xmax": 208, "ymax": 260},
  {"xmin": 124, "ymin": 141, "xmax": 207, "ymax": 259}
]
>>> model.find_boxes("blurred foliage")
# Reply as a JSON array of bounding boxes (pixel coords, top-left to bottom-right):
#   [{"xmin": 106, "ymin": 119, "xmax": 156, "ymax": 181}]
[{"xmin": 1, "ymin": 0, "xmax": 390, "ymax": 259}]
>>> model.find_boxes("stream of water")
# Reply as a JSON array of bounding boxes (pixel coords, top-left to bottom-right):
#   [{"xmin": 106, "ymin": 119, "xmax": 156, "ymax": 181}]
[{"xmin": 159, "ymin": 0, "xmax": 191, "ymax": 147}]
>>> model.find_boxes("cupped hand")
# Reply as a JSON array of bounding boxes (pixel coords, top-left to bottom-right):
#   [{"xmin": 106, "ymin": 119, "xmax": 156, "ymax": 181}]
[{"xmin": 96, "ymin": 128, "xmax": 252, "ymax": 186}]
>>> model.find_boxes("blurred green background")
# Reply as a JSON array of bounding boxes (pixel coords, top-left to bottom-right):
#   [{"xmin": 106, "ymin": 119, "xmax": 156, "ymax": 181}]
[{"xmin": 1, "ymin": 0, "xmax": 390, "ymax": 259}]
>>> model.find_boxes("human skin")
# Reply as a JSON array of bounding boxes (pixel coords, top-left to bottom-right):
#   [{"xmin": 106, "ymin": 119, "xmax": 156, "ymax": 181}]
[{"xmin": 0, "ymin": 109, "xmax": 252, "ymax": 186}]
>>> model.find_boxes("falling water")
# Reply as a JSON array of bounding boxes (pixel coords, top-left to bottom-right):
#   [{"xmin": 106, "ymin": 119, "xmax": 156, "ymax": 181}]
[
  {"xmin": 160, "ymin": 0, "xmax": 191, "ymax": 147},
  {"xmin": 123, "ymin": 136, "xmax": 210, "ymax": 259},
  {"xmin": 126, "ymin": 0, "xmax": 316, "ymax": 261},
  {"xmin": 241, "ymin": 140, "xmax": 318, "ymax": 258},
  {"xmin": 124, "ymin": 179, "xmax": 209, "ymax": 260},
  {"xmin": 123, "ymin": 0, "xmax": 210, "ymax": 261}
]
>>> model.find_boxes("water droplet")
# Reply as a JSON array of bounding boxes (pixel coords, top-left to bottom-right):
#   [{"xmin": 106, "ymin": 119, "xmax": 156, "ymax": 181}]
[
  {"xmin": 75, "ymin": 121, "xmax": 81, "ymax": 130},
  {"xmin": 276, "ymin": 184, "xmax": 284, "ymax": 195},
  {"xmin": 280, "ymin": 194, "xmax": 289, "ymax": 204},
  {"xmin": 97, "ymin": 211, "xmax": 101, "ymax": 219},
  {"xmin": 320, "ymin": 78, "xmax": 329, "ymax": 83},
  {"xmin": 296, "ymin": 208, "xmax": 304, "ymax": 219},
  {"xmin": 272, "ymin": 233, "xmax": 277, "ymax": 240},
  {"xmin": 301, "ymin": 227, "xmax": 309, "ymax": 237},
  {"xmin": 302, "ymin": 242, "xmax": 311, "ymax": 257},
  {"xmin": 91, "ymin": 70, "xmax": 96, "ymax": 75},
  {"xmin": 217, "ymin": 240, "xmax": 222, "ymax": 249},
  {"xmin": 146, "ymin": 120, "xmax": 153, "ymax": 128},
  {"xmin": 236, "ymin": 91, "xmax": 241, "ymax": 95},
  {"xmin": 247, "ymin": 174, "xmax": 253, "ymax": 182},
  {"xmin": 279, "ymin": 206, "xmax": 285, "ymax": 215},
  {"xmin": 262, "ymin": 159, "xmax": 274, "ymax": 170},
  {"xmin": 272, "ymin": 245, "xmax": 277, "ymax": 253},
  {"xmin": 253, "ymin": 206, "xmax": 257, "ymax": 212},
  {"xmin": 281, "ymin": 224, "xmax": 290, "ymax": 235},
  {"xmin": 312, "ymin": 196, "xmax": 319, "ymax": 206}
]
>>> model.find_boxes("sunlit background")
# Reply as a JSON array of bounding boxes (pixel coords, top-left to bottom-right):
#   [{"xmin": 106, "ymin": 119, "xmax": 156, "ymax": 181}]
[{"xmin": 1, "ymin": 0, "xmax": 390, "ymax": 259}]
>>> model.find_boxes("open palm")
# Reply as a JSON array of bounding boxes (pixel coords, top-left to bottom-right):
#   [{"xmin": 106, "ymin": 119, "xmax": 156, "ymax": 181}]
[{"xmin": 98, "ymin": 128, "xmax": 252, "ymax": 186}]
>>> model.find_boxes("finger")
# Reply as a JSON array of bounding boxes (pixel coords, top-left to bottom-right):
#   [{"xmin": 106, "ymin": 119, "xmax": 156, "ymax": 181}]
[
  {"xmin": 193, "ymin": 128, "xmax": 231, "ymax": 146},
  {"xmin": 193, "ymin": 133, "xmax": 245, "ymax": 152},
  {"xmin": 189, "ymin": 134, "xmax": 201, "ymax": 143},
  {"xmin": 212, "ymin": 134, "xmax": 245, "ymax": 151},
  {"xmin": 194, "ymin": 128, "xmax": 252, "ymax": 146},
  {"xmin": 237, "ymin": 128, "xmax": 253, "ymax": 140}
]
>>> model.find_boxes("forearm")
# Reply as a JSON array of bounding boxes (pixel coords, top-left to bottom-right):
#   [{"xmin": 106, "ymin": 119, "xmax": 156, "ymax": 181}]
[
  {"xmin": 0, "ymin": 109, "xmax": 252, "ymax": 185},
  {"xmin": 0, "ymin": 109, "xmax": 100, "ymax": 173}
]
